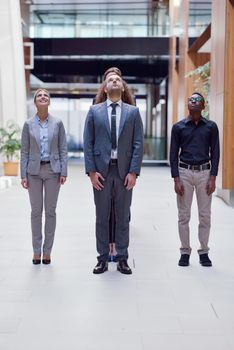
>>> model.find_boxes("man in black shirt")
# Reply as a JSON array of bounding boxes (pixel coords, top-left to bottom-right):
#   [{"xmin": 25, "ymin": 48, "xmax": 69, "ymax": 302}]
[{"xmin": 170, "ymin": 92, "xmax": 220, "ymax": 267}]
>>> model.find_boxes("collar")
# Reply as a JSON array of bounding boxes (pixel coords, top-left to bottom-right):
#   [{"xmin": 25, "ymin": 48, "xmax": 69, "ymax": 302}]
[
  {"xmin": 185, "ymin": 115, "xmax": 208, "ymax": 124},
  {"xmin": 36, "ymin": 114, "xmax": 49, "ymax": 124},
  {"xmin": 107, "ymin": 99, "xmax": 122, "ymax": 108}
]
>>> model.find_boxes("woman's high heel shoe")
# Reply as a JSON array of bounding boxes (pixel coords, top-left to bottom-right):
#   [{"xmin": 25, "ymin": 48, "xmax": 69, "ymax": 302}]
[
  {"xmin": 42, "ymin": 257, "xmax": 51, "ymax": 264},
  {"xmin": 32, "ymin": 258, "xmax": 41, "ymax": 265}
]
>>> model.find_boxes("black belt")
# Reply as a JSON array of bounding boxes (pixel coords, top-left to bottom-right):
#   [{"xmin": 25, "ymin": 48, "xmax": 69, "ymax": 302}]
[
  {"xmin": 179, "ymin": 162, "xmax": 210, "ymax": 171},
  {"xmin": 40, "ymin": 161, "xmax": 50, "ymax": 165},
  {"xmin": 110, "ymin": 159, "xmax": 118, "ymax": 165}
]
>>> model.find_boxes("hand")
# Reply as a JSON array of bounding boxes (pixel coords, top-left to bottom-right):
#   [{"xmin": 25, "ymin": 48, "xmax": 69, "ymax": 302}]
[
  {"xmin": 124, "ymin": 173, "xmax": 136, "ymax": 190},
  {"xmin": 60, "ymin": 176, "xmax": 67, "ymax": 185},
  {"xmin": 89, "ymin": 172, "xmax": 105, "ymax": 190},
  {"xmin": 206, "ymin": 175, "xmax": 216, "ymax": 195},
  {"xmin": 21, "ymin": 178, "xmax": 29, "ymax": 189},
  {"xmin": 174, "ymin": 177, "xmax": 184, "ymax": 196}
]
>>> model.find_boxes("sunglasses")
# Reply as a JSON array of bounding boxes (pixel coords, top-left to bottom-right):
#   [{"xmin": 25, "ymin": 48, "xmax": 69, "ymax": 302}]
[{"xmin": 188, "ymin": 96, "xmax": 204, "ymax": 103}]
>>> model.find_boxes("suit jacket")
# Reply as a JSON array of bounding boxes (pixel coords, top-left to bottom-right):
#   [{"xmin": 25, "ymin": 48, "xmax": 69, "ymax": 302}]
[
  {"xmin": 83, "ymin": 101, "xmax": 144, "ymax": 179},
  {"xmin": 20, "ymin": 114, "xmax": 67, "ymax": 178}
]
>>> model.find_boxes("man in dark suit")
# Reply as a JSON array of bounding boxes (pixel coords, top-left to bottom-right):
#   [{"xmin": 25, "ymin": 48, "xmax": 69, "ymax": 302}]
[
  {"xmin": 94, "ymin": 67, "xmax": 134, "ymax": 262},
  {"xmin": 83, "ymin": 72, "xmax": 144, "ymax": 275}
]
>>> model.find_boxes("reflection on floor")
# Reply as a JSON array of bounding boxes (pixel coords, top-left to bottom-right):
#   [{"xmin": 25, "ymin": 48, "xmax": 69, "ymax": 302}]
[{"xmin": 0, "ymin": 164, "xmax": 234, "ymax": 350}]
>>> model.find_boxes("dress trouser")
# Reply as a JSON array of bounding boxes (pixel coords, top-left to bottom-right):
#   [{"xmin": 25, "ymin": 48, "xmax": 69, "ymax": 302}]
[
  {"xmin": 177, "ymin": 167, "xmax": 212, "ymax": 255},
  {"xmin": 27, "ymin": 163, "xmax": 61, "ymax": 255},
  {"xmin": 93, "ymin": 163, "xmax": 132, "ymax": 262}
]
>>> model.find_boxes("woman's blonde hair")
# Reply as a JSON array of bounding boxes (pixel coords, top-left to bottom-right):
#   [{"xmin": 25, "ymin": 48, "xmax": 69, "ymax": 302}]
[
  {"xmin": 33, "ymin": 88, "xmax": 50, "ymax": 103},
  {"xmin": 94, "ymin": 80, "xmax": 135, "ymax": 106}
]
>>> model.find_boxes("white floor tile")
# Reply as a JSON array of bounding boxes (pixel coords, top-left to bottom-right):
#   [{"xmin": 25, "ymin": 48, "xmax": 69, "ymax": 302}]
[{"xmin": 0, "ymin": 164, "xmax": 234, "ymax": 349}]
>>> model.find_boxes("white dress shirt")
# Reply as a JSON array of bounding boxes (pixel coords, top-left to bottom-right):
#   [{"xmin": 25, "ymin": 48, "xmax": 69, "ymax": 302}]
[{"xmin": 106, "ymin": 98, "xmax": 122, "ymax": 159}]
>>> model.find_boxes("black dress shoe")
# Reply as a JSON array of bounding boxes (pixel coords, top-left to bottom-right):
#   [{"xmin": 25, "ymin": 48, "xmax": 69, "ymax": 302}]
[
  {"xmin": 42, "ymin": 259, "xmax": 51, "ymax": 265},
  {"xmin": 117, "ymin": 259, "xmax": 132, "ymax": 275},
  {"xmin": 93, "ymin": 261, "xmax": 108, "ymax": 274},
  {"xmin": 199, "ymin": 253, "xmax": 212, "ymax": 267},
  {"xmin": 178, "ymin": 254, "xmax": 190, "ymax": 266},
  {"xmin": 32, "ymin": 259, "xmax": 41, "ymax": 265}
]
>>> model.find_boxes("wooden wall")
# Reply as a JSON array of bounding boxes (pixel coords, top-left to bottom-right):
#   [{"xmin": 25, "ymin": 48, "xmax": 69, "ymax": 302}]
[
  {"xmin": 168, "ymin": 0, "xmax": 234, "ymax": 195},
  {"xmin": 210, "ymin": 0, "xmax": 234, "ymax": 190},
  {"xmin": 168, "ymin": 0, "xmax": 210, "ymax": 123},
  {"xmin": 223, "ymin": 0, "xmax": 234, "ymax": 189}
]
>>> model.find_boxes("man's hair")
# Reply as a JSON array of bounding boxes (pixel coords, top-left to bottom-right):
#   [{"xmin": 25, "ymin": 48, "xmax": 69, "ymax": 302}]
[
  {"xmin": 103, "ymin": 67, "xmax": 122, "ymax": 80},
  {"xmin": 94, "ymin": 80, "xmax": 135, "ymax": 106},
  {"xmin": 33, "ymin": 88, "xmax": 50, "ymax": 103},
  {"xmin": 191, "ymin": 91, "xmax": 205, "ymax": 101}
]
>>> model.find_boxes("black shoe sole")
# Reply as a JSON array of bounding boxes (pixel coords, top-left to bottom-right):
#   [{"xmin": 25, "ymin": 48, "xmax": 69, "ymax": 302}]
[
  {"xmin": 93, "ymin": 266, "xmax": 108, "ymax": 274},
  {"xmin": 117, "ymin": 266, "xmax": 132, "ymax": 275},
  {"xmin": 200, "ymin": 262, "xmax": 212, "ymax": 267},
  {"xmin": 178, "ymin": 262, "xmax": 189, "ymax": 266}
]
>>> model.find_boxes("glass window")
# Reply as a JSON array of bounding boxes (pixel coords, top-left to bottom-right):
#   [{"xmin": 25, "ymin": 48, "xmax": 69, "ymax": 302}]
[{"xmin": 30, "ymin": 8, "xmax": 170, "ymax": 38}]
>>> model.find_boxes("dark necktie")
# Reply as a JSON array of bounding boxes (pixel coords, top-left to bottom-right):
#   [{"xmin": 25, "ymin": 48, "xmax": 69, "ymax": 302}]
[{"xmin": 111, "ymin": 103, "xmax": 117, "ymax": 149}]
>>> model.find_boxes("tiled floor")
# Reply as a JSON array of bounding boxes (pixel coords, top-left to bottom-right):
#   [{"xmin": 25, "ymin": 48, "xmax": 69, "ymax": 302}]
[{"xmin": 0, "ymin": 164, "xmax": 234, "ymax": 350}]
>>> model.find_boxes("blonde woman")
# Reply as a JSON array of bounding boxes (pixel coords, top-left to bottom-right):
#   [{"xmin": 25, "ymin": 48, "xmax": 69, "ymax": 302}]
[{"xmin": 20, "ymin": 89, "xmax": 67, "ymax": 265}]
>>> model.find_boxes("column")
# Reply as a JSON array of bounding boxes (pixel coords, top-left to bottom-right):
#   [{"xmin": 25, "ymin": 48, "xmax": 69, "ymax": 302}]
[{"xmin": 0, "ymin": 0, "xmax": 27, "ymax": 128}]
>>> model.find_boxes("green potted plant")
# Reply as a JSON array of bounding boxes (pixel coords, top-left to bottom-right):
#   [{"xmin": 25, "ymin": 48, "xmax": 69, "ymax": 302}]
[
  {"xmin": 185, "ymin": 61, "xmax": 210, "ymax": 118},
  {"xmin": 0, "ymin": 120, "xmax": 21, "ymax": 176}
]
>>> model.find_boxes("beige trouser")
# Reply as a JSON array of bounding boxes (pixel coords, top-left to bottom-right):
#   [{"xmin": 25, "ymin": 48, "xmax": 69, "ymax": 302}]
[
  {"xmin": 177, "ymin": 167, "xmax": 212, "ymax": 255},
  {"xmin": 27, "ymin": 163, "xmax": 61, "ymax": 256}
]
